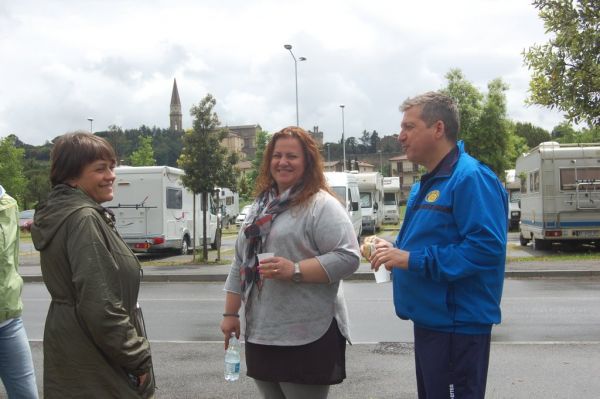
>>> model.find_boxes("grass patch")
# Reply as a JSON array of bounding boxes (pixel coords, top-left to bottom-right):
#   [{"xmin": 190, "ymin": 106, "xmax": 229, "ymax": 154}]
[
  {"xmin": 507, "ymin": 252, "xmax": 600, "ymax": 262},
  {"xmin": 142, "ymin": 258, "xmax": 231, "ymax": 266},
  {"xmin": 19, "ymin": 231, "xmax": 32, "ymax": 243}
]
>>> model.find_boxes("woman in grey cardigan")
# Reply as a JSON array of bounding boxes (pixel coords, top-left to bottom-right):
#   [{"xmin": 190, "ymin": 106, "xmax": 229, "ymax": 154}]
[{"xmin": 221, "ymin": 126, "xmax": 360, "ymax": 399}]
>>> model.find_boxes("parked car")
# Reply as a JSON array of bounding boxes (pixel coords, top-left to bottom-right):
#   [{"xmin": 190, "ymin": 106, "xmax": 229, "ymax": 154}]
[
  {"xmin": 19, "ymin": 209, "xmax": 35, "ymax": 231},
  {"xmin": 236, "ymin": 205, "xmax": 252, "ymax": 227}
]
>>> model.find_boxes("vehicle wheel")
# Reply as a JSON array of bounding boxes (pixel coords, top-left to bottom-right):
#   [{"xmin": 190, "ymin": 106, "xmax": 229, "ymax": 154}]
[
  {"xmin": 533, "ymin": 238, "xmax": 551, "ymax": 251},
  {"xmin": 519, "ymin": 234, "xmax": 529, "ymax": 246},
  {"xmin": 180, "ymin": 237, "xmax": 190, "ymax": 255}
]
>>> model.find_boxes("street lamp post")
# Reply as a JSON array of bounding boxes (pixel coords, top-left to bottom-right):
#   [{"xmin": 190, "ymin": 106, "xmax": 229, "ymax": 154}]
[
  {"xmin": 340, "ymin": 105, "xmax": 346, "ymax": 171},
  {"xmin": 87, "ymin": 118, "xmax": 94, "ymax": 133},
  {"xmin": 284, "ymin": 44, "xmax": 306, "ymax": 127},
  {"xmin": 378, "ymin": 150, "xmax": 383, "ymax": 174}
]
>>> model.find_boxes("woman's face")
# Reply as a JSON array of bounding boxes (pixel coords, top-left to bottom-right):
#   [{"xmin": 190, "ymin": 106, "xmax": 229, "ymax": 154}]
[
  {"xmin": 69, "ymin": 159, "xmax": 116, "ymax": 203},
  {"xmin": 270, "ymin": 137, "xmax": 306, "ymax": 193}
]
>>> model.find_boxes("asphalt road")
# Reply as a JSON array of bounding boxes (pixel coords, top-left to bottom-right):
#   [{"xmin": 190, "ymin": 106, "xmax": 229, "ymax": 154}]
[{"xmin": 20, "ymin": 279, "xmax": 600, "ymax": 343}]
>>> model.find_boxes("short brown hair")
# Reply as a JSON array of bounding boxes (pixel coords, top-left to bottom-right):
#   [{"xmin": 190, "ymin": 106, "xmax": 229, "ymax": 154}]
[
  {"xmin": 400, "ymin": 91, "xmax": 460, "ymax": 141},
  {"xmin": 255, "ymin": 126, "xmax": 332, "ymax": 205},
  {"xmin": 50, "ymin": 132, "xmax": 116, "ymax": 187}
]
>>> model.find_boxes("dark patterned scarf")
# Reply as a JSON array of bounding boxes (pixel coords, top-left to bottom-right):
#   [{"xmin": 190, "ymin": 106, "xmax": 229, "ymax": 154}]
[{"xmin": 240, "ymin": 185, "xmax": 300, "ymax": 294}]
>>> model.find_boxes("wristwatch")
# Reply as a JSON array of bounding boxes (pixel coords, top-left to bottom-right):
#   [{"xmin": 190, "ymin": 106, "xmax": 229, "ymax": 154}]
[{"xmin": 292, "ymin": 262, "xmax": 303, "ymax": 283}]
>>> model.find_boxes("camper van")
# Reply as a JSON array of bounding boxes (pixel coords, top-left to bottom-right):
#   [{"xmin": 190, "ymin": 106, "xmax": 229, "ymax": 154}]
[
  {"xmin": 324, "ymin": 172, "xmax": 363, "ymax": 238},
  {"xmin": 105, "ymin": 166, "xmax": 219, "ymax": 254},
  {"xmin": 505, "ymin": 169, "xmax": 521, "ymax": 230},
  {"xmin": 516, "ymin": 142, "xmax": 600, "ymax": 250},
  {"xmin": 356, "ymin": 172, "xmax": 384, "ymax": 233},
  {"xmin": 383, "ymin": 176, "xmax": 401, "ymax": 224},
  {"xmin": 216, "ymin": 187, "xmax": 239, "ymax": 226}
]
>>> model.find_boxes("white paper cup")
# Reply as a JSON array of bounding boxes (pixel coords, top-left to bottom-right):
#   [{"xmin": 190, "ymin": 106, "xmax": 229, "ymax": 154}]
[
  {"xmin": 370, "ymin": 244, "xmax": 390, "ymax": 283},
  {"xmin": 257, "ymin": 252, "xmax": 274, "ymax": 263},
  {"xmin": 373, "ymin": 265, "xmax": 391, "ymax": 283}
]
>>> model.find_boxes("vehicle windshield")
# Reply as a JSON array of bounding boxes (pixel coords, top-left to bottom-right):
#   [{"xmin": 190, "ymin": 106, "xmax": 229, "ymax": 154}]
[
  {"xmin": 20, "ymin": 210, "xmax": 34, "ymax": 219},
  {"xmin": 331, "ymin": 187, "xmax": 346, "ymax": 202},
  {"xmin": 360, "ymin": 192, "xmax": 372, "ymax": 208},
  {"xmin": 383, "ymin": 193, "xmax": 396, "ymax": 205}
]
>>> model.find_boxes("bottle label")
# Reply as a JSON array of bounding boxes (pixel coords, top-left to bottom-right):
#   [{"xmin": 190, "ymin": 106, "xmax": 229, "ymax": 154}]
[{"xmin": 225, "ymin": 361, "xmax": 240, "ymax": 373}]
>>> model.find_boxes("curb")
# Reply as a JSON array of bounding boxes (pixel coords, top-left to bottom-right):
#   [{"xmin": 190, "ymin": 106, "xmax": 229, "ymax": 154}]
[{"xmin": 21, "ymin": 270, "xmax": 600, "ymax": 283}]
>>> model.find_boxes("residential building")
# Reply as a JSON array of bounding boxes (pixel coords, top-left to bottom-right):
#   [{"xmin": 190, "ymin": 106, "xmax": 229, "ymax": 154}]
[
  {"xmin": 227, "ymin": 124, "xmax": 262, "ymax": 159},
  {"xmin": 388, "ymin": 154, "xmax": 421, "ymax": 203}
]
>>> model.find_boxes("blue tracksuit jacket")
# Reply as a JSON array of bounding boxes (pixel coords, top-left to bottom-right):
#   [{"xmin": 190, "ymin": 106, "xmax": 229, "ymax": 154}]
[{"xmin": 393, "ymin": 141, "xmax": 508, "ymax": 334}]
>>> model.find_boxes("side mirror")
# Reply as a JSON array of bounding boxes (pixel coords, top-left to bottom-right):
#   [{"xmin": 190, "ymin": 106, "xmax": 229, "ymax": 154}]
[
  {"xmin": 373, "ymin": 202, "xmax": 378, "ymax": 211},
  {"xmin": 351, "ymin": 201, "xmax": 359, "ymax": 212}
]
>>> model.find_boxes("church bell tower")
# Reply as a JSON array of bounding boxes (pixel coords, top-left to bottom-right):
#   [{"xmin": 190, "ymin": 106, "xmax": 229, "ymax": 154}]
[{"xmin": 170, "ymin": 78, "xmax": 183, "ymax": 132}]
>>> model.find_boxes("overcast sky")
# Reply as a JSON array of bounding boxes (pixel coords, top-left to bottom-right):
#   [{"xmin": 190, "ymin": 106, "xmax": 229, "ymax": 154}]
[{"xmin": 0, "ymin": 0, "xmax": 565, "ymax": 146}]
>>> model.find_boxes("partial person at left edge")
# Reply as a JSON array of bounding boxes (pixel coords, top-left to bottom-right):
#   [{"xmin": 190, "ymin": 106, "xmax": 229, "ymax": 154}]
[
  {"xmin": 31, "ymin": 132, "xmax": 156, "ymax": 399},
  {"xmin": 0, "ymin": 184, "xmax": 39, "ymax": 398}
]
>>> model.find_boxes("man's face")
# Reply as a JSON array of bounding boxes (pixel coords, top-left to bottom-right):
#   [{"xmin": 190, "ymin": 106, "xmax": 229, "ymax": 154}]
[{"xmin": 399, "ymin": 105, "xmax": 438, "ymax": 166}]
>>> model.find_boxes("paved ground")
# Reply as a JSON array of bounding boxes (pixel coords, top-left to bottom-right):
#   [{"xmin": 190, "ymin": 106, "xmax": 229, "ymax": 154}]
[{"xmin": 6, "ymin": 341, "xmax": 600, "ymax": 398}]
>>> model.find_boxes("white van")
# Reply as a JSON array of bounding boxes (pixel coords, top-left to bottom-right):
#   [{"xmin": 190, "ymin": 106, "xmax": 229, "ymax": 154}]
[
  {"xmin": 324, "ymin": 172, "xmax": 363, "ymax": 238},
  {"xmin": 516, "ymin": 142, "xmax": 600, "ymax": 250},
  {"xmin": 355, "ymin": 172, "xmax": 384, "ymax": 233},
  {"xmin": 505, "ymin": 169, "xmax": 521, "ymax": 230},
  {"xmin": 105, "ymin": 166, "xmax": 219, "ymax": 254},
  {"xmin": 216, "ymin": 187, "xmax": 239, "ymax": 226},
  {"xmin": 383, "ymin": 176, "xmax": 401, "ymax": 224}
]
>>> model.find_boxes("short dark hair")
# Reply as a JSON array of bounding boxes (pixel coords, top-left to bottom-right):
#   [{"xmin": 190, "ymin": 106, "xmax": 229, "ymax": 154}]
[
  {"xmin": 400, "ymin": 91, "xmax": 460, "ymax": 141},
  {"xmin": 50, "ymin": 132, "xmax": 116, "ymax": 187}
]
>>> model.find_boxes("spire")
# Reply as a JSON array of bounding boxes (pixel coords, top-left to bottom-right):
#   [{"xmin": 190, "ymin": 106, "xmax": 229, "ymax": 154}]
[
  {"xmin": 170, "ymin": 78, "xmax": 181, "ymax": 107},
  {"xmin": 170, "ymin": 78, "xmax": 182, "ymax": 132}
]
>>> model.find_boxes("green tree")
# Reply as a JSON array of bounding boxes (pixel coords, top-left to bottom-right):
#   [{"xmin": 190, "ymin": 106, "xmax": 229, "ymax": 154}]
[
  {"xmin": 523, "ymin": 0, "xmax": 600, "ymax": 126},
  {"xmin": 129, "ymin": 135, "xmax": 156, "ymax": 166},
  {"xmin": 247, "ymin": 129, "xmax": 270, "ymax": 191},
  {"xmin": 370, "ymin": 130, "xmax": 381, "ymax": 152},
  {"xmin": 442, "ymin": 71, "xmax": 515, "ymax": 178},
  {"xmin": 551, "ymin": 121, "xmax": 578, "ymax": 140},
  {"xmin": 442, "ymin": 69, "xmax": 483, "ymax": 144},
  {"xmin": 0, "ymin": 135, "xmax": 27, "ymax": 206},
  {"xmin": 505, "ymin": 122, "xmax": 529, "ymax": 168},
  {"xmin": 178, "ymin": 94, "xmax": 237, "ymax": 261},
  {"xmin": 514, "ymin": 122, "xmax": 551, "ymax": 148}
]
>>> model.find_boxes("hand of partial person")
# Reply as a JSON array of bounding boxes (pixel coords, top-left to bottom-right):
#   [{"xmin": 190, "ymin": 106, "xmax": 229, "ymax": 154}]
[
  {"xmin": 258, "ymin": 256, "xmax": 294, "ymax": 280},
  {"xmin": 360, "ymin": 236, "xmax": 393, "ymax": 264},
  {"xmin": 370, "ymin": 246, "xmax": 409, "ymax": 271},
  {"xmin": 220, "ymin": 316, "xmax": 240, "ymax": 350},
  {"xmin": 138, "ymin": 373, "xmax": 148, "ymax": 387}
]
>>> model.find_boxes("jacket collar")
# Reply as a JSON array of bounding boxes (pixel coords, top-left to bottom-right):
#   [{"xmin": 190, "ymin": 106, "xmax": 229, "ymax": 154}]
[{"xmin": 420, "ymin": 140, "xmax": 463, "ymax": 185}]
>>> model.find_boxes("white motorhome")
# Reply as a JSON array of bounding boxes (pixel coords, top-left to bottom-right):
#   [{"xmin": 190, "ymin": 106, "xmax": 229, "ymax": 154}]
[
  {"xmin": 505, "ymin": 169, "xmax": 521, "ymax": 230},
  {"xmin": 105, "ymin": 166, "xmax": 219, "ymax": 254},
  {"xmin": 355, "ymin": 172, "xmax": 384, "ymax": 233},
  {"xmin": 324, "ymin": 172, "xmax": 363, "ymax": 239},
  {"xmin": 516, "ymin": 142, "xmax": 600, "ymax": 250},
  {"xmin": 383, "ymin": 176, "xmax": 401, "ymax": 224},
  {"xmin": 216, "ymin": 187, "xmax": 239, "ymax": 226}
]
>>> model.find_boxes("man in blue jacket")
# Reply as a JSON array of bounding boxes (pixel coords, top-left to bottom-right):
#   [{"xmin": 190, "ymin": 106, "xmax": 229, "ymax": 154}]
[{"xmin": 368, "ymin": 92, "xmax": 507, "ymax": 398}]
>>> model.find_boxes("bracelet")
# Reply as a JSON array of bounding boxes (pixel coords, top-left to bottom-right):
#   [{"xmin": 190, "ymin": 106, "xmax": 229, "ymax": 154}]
[{"xmin": 222, "ymin": 313, "xmax": 239, "ymax": 318}]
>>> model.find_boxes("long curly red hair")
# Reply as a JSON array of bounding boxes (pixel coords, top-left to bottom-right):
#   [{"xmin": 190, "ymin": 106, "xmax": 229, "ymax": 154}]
[{"xmin": 255, "ymin": 126, "xmax": 332, "ymax": 206}]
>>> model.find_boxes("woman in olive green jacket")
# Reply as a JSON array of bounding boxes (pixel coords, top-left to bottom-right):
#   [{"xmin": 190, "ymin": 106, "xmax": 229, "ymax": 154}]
[{"xmin": 31, "ymin": 132, "xmax": 155, "ymax": 398}]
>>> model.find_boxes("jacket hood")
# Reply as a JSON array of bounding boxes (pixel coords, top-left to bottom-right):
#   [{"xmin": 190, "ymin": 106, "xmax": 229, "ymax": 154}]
[{"xmin": 31, "ymin": 184, "xmax": 105, "ymax": 250}]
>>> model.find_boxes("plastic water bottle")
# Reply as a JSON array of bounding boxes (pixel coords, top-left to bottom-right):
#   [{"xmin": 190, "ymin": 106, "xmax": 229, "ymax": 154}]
[{"xmin": 224, "ymin": 332, "xmax": 240, "ymax": 381}]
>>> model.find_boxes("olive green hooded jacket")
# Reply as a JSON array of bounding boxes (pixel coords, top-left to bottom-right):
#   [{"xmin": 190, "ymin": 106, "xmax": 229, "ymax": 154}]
[
  {"xmin": 0, "ymin": 186, "xmax": 23, "ymax": 322},
  {"xmin": 32, "ymin": 185, "xmax": 155, "ymax": 398}
]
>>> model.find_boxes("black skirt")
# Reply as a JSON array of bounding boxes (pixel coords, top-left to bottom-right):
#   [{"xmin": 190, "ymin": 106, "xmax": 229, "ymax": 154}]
[{"xmin": 245, "ymin": 318, "xmax": 347, "ymax": 385}]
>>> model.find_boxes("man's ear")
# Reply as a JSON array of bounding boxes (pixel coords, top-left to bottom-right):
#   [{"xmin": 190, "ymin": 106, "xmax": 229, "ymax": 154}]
[{"xmin": 433, "ymin": 120, "xmax": 446, "ymax": 139}]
